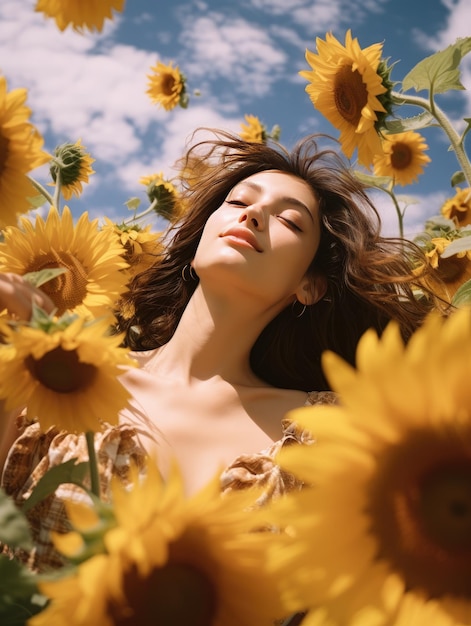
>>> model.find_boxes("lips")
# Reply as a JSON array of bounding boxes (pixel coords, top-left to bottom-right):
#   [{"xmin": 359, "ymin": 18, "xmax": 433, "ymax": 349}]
[{"xmin": 221, "ymin": 227, "xmax": 262, "ymax": 252}]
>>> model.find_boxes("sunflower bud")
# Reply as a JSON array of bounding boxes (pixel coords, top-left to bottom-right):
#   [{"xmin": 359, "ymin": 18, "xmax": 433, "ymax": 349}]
[
  {"xmin": 49, "ymin": 139, "xmax": 95, "ymax": 200},
  {"xmin": 139, "ymin": 174, "xmax": 182, "ymax": 221}
]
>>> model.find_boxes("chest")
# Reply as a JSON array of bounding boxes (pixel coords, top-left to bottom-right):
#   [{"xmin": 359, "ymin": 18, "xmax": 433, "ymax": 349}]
[{"xmin": 118, "ymin": 368, "xmax": 283, "ymax": 494}]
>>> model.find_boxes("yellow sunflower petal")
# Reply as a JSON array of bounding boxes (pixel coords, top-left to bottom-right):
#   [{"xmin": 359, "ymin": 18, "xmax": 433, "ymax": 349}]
[
  {"xmin": 0, "ymin": 206, "xmax": 129, "ymax": 318},
  {"xmin": 268, "ymin": 307, "xmax": 471, "ymax": 624},
  {"xmin": 35, "ymin": 0, "xmax": 125, "ymax": 33},
  {"xmin": 0, "ymin": 76, "xmax": 50, "ymax": 229},
  {"xmin": 373, "ymin": 131, "xmax": 431, "ymax": 186},
  {"xmin": 146, "ymin": 61, "xmax": 185, "ymax": 111},
  {"xmin": 300, "ymin": 30, "xmax": 390, "ymax": 167},
  {"xmin": 0, "ymin": 315, "xmax": 136, "ymax": 431}
]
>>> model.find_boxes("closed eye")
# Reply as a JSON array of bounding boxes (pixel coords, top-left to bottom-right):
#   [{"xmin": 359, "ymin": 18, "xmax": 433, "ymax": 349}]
[
  {"xmin": 226, "ymin": 199, "xmax": 247, "ymax": 207},
  {"xmin": 277, "ymin": 215, "xmax": 303, "ymax": 232}
]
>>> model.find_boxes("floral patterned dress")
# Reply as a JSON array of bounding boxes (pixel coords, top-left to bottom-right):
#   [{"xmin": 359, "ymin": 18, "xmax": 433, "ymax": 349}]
[{"xmin": 1, "ymin": 390, "xmax": 337, "ymax": 572}]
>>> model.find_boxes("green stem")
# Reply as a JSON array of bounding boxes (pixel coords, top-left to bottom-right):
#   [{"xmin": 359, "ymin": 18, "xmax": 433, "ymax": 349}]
[
  {"xmin": 85, "ymin": 430, "xmax": 100, "ymax": 499},
  {"xmin": 52, "ymin": 169, "xmax": 62, "ymax": 212},
  {"xmin": 391, "ymin": 90, "xmax": 471, "ymax": 187},
  {"xmin": 387, "ymin": 187, "xmax": 404, "ymax": 239},
  {"xmin": 123, "ymin": 198, "xmax": 158, "ymax": 225},
  {"xmin": 27, "ymin": 176, "xmax": 55, "ymax": 206}
]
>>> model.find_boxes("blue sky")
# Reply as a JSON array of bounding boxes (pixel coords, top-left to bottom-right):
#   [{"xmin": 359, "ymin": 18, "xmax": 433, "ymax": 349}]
[{"xmin": 1, "ymin": 0, "xmax": 470, "ymax": 237}]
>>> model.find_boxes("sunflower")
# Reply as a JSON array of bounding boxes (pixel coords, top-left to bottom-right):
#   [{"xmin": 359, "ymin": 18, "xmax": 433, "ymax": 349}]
[
  {"xmin": 271, "ymin": 308, "xmax": 471, "ymax": 625},
  {"xmin": 422, "ymin": 236, "xmax": 471, "ymax": 301},
  {"xmin": 441, "ymin": 188, "xmax": 471, "ymax": 228},
  {"xmin": 49, "ymin": 139, "xmax": 95, "ymax": 200},
  {"xmin": 146, "ymin": 61, "xmax": 187, "ymax": 111},
  {"xmin": 30, "ymin": 461, "xmax": 285, "ymax": 626},
  {"xmin": 139, "ymin": 172, "xmax": 186, "ymax": 222},
  {"xmin": 373, "ymin": 130, "xmax": 431, "ymax": 186},
  {"xmin": 0, "ymin": 76, "xmax": 50, "ymax": 230},
  {"xmin": 299, "ymin": 30, "xmax": 392, "ymax": 167},
  {"xmin": 0, "ymin": 314, "xmax": 135, "ymax": 432},
  {"xmin": 102, "ymin": 218, "xmax": 163, "ymax": 279},
  {"xmin": 240, "ymin": 115, "xmax": 266, "ymax": 143},
  {"xmin": 35, "ymin": 0, "xmax": 125, "ymax": 33},
  {"xmin": 0, "ymin": 206, "xmax": 129, "ymax": 318}
]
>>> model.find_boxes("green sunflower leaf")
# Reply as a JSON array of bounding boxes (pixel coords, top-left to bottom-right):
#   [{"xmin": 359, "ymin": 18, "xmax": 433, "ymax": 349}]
[
  {"xmin": 23, "ymin": 267, "xmax": 67, "ymax": 289},
  {"xmin": 125, "ymin": 197, "xmax": 141, "ymax": 211},
  {"xmin": 352, "ymin": 171, "xmax": 392, "ymax": 188},
  {"xmin": 452, "ymin": 278, "xmax": 471, "ymax": 307},
  {"xmin": 22, "ymin": 459, "xmax": 90, "ymax": 513},
  {"xmin": 402, "ymin": 36, "xmax": 471, "ymax": 94},
  {"xmin": 0, "ymin": 488, "xmax": 33, "ymax": 550},
  {"xmin": 0, "ymin": 555, "xmax": 46, "ymax": 624},
  {"xmin": 461, "ymin": 117, "xmax": 471, "ymax": 143},
  {"xmin": 383, "ymin": 111, "xmax": 436, "ymax": 133},
  {"xmin": 440, "ymin": 235, "xmax": 471, "ymax": 258},
  {"xmin": 26, "ymin": 194, "xmax": 48, "ymax": 209},
  {"xmin": 451, "ymin": 170, "xmax": 466, "ymax": 187}
]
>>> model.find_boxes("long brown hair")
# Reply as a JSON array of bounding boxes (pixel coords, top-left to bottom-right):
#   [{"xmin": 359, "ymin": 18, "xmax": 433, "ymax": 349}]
[{"xmin": 117, "ymin": 130, "xmax": 443, "ymax": 391}]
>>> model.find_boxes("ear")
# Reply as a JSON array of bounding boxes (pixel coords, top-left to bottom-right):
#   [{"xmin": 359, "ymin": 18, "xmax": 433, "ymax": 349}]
[{"xmin": 295, "ymin": 273, "xmax": 327, "ymax": 306}]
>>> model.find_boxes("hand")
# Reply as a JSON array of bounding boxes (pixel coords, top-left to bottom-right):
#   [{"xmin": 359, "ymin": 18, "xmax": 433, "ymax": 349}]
[{"xmin": 0, "ymin": 272, "xmax": 55, "ymax": 320}]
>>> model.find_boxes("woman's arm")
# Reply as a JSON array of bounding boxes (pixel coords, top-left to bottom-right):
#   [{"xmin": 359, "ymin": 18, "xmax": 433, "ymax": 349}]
[{"xmin": 0, "ymin": 272, "xmax": 55, "ymax": 319}]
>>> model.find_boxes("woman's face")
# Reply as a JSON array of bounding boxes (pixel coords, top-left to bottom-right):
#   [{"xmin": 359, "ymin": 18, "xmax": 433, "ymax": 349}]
[{"xmin": 193, "ymin": 170, "xmax": 323, "ymax": 311}]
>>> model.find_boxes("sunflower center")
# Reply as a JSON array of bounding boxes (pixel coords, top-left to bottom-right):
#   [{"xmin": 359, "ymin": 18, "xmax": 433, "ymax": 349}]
[
  {"xmin": 437, "ymin": 256, "xmax": 469, "ymax": 283},
  {"xmin": 25, "ymin": 249, "xmax": 88, "ymax": 314},
  {"xmin": 390, "ymin": 142, "xmax": 413, "ymax": 170},
  {"xmin": 107, "ymin": 561, "xmax": 217, "ymax": 626},
  {"xmin": 334, "ymin": 65, "xmax": 368, "ymax": 126},
  {"xmin": 26, "ymin": 346, "xmax": 96, "ymax": 393},
  {"xmin": 0, "ymin": 132, "xmax": 9, "ymax": 174},
  {"xmin": 162, "ymin": 74, "xmax": 177, "ymax": 96},
  {"xmin": 368, "ymin": 430, "xmax": 471, "ymax": 599},
  {"xmin": 420, "ymin": 464, "xmax": 471, "ymax": 550}
]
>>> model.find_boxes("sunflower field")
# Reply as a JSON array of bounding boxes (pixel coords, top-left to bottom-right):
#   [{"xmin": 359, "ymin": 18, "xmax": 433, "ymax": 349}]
[{"xmin": 1, "ymin": 3, "xmax": 471, "ymax": 626}]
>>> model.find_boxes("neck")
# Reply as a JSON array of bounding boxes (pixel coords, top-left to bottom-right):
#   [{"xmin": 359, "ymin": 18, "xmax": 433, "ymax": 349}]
[{"xmin": 154, "ymin": 283, "xmax": 281, "ymax": 386}]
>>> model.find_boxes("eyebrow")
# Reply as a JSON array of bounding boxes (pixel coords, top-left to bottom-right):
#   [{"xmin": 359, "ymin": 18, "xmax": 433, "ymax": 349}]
[{"xmin": 233, "ymin": 180, "xmax": 315, "ymax": 223}]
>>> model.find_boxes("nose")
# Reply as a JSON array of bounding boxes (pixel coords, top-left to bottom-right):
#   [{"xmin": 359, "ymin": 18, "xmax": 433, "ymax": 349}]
[{"xmin": 238, "ymin": 204, "xmax": 264, "ymax": 230}]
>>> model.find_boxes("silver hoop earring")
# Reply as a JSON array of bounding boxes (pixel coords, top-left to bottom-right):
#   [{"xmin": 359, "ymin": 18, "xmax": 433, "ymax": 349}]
[
  {"xmin": 292, "ymin": 300, "xmax": 306, "ymax": 318},
  {"xmin": 181, "ymin": 263, "xmax": 198, "ymax": 282}
]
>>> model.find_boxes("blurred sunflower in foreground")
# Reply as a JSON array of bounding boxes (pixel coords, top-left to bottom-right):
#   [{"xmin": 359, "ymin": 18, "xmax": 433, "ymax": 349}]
[
  {"xmin": 299, "ymin": 30, "xmax": 393, "ymax": 167},
  {"xmin": 29, "ymin": 462, "xmax": 285, "ymax": 626},
  {"xmin": 373, "ymin": 130, "xmax": 431, "ymax": 186},
  {"xmin": 270, "ymin": 308, "xmax": 471, "ymax": 625},
  {"xmin": 146, "ymin": 61, "xmax": 188, "ymax": 111},
  {"xmin": 0, "ymin": 76, "xmax": 50, "ymax": 230},
  {"xmin": 35, "ymin": 0, "xmax": 125, "ymax": 33},
  {"xmin": 0, "ymin": 314, "xmax": 135, "ymax": 432},
  {"xmin": 49, "ymin": 139, "xmax": 95, "ymax": 201},
  {"xmin": 0, "ymin": 206, "xmax": 129, "ymax": 319}
]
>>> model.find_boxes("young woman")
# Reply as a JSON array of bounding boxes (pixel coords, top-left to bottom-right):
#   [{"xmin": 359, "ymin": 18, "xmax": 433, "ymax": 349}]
[{"xmin": 0, "ymin": 131, "xmax": 441, "ymax": 571}]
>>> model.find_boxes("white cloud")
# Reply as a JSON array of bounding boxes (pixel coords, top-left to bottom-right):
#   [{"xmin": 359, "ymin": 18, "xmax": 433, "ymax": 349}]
[
  {"xmin": 371, "ymin": 188, "xmax": 448, "ymax": 239},
  {"xmin": 179, "ymin": 13, "xmax": 287, "ymax": 96}
]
